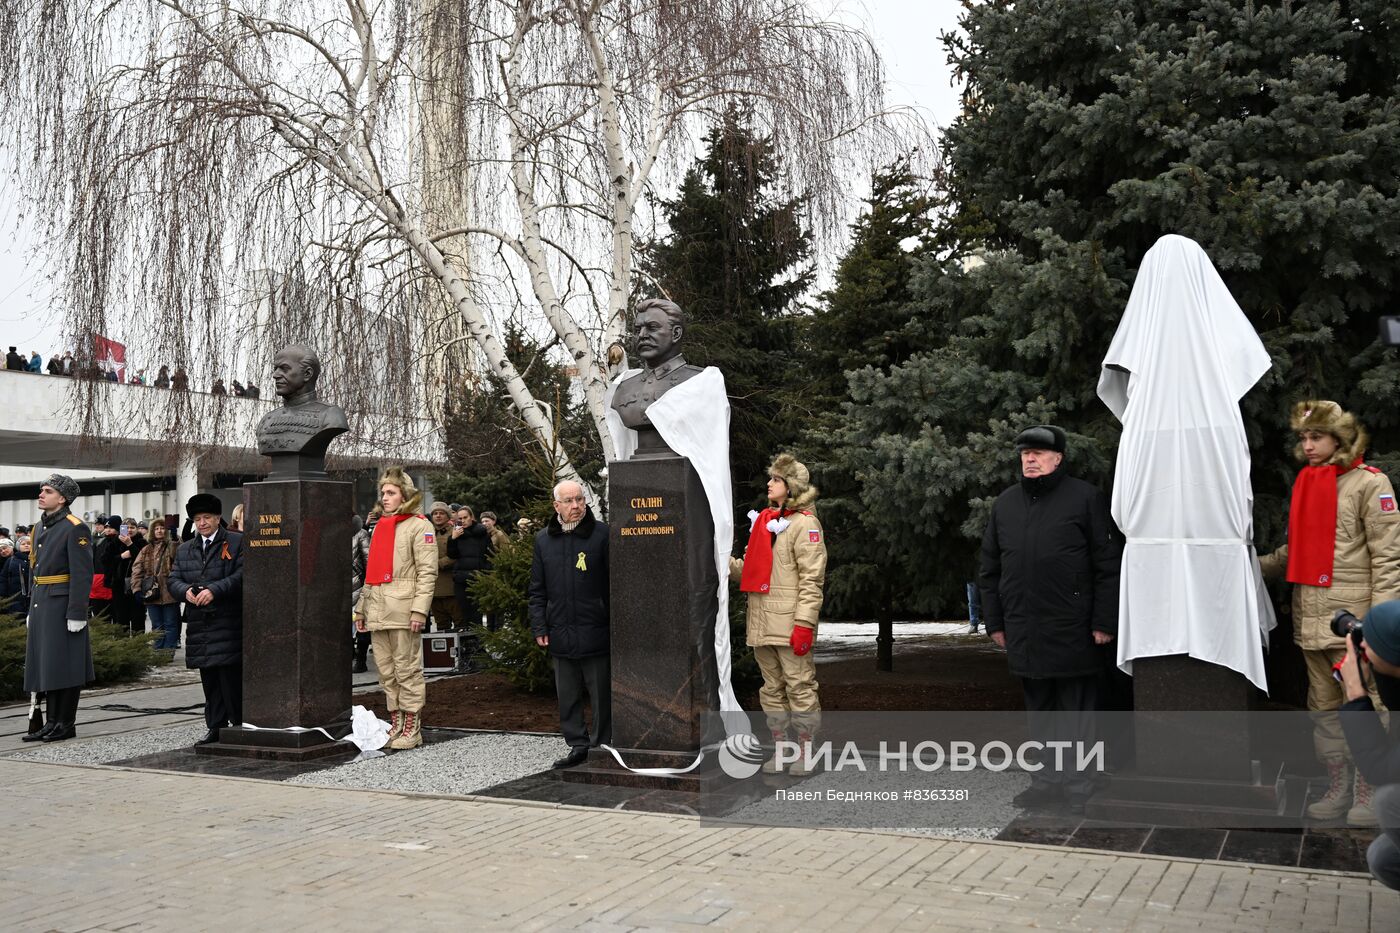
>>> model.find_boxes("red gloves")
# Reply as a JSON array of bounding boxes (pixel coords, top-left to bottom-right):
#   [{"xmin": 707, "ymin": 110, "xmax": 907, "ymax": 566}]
[{"xmin": 790, "ymin": 625, "xmax": 814, "ymax": 656}]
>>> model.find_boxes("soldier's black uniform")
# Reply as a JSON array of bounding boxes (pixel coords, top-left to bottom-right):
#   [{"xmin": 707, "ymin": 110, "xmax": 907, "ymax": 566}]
[{"xmin": 25, "ymin": 506, "xmax": 95, "ymax": 738}]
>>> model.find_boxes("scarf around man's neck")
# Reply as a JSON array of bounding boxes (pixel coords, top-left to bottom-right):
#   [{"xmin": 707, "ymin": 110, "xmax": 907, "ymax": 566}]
[
  {"xmin": 1286, "ymin": 457, "xmax": 1363, "ymax": 587},
  {"xmin": 365, "ymin": 513, "xmax": 413, "ymax": 585},
  {"xmin": 740, "ymin": 507, "xmax": 797, "ymax": 594}
]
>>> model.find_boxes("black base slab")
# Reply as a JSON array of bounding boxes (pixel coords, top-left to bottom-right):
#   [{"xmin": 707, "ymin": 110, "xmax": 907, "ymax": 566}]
[
  {"xmin": 1084, "ymin": 762, "xmax": 1301, "ymax": 827},
  {"xmin": 112, "ymin": 745, "xmax": 359, "ymax": 779},
  {"xmin": 559, "ymin": 746, "xmax": 733, "ymax": 792},
  {"xmin": 120, "ymin": 727, "xmax": 460, "ymax": 772},
  {"xmin": 195, "ymin": 739, "xmax": 353, "ymax": 762},
  {"xmin": 194, "ymin": 721, "xmax": 354, "ymax": 760},
  {"xmin": 478, "ymin": 764, "xmax": 768, "ymax": 818}
]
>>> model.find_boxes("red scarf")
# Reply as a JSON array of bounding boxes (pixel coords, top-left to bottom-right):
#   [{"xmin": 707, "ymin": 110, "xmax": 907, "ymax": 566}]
[
  {"xmin": 1286, "ymin": 458, "xmax": 1362, "ymax": 587},
  {"xmin": 365, "ymin": 514, "xmax": 412, "ymax": 586},
  {"xmin": 741, "ymin": 508, "xmax": 794, "ymax": 594}
]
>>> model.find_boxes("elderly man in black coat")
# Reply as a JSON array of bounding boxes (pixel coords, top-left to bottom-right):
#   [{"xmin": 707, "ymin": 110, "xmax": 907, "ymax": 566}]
[
  {"xmin": 168, "ymin": 493, "xmax": 244, "ymax": 745},
  {"xmin": 980, "ymin": 425, "xmax": 1123, "ymax": 813},
  {"xmin": 22, "ymin": 474, "xmax": 95, "ymax": 742},
  {"xmin": 530, "ymin": 480, "xmax": 610, "ymax": 769}
]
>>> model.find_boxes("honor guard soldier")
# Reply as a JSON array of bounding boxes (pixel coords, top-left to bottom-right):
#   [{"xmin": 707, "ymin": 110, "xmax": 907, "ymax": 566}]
[{"xmin": 22, "ymin": 474, "xmax": 95, "ymax": 742}]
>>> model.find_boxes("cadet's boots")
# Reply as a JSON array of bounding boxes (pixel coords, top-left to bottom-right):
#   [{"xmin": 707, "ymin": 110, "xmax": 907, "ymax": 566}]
[
  {"xmin": 787, "ymin": 732, "xmax": 818, "ymax": 777},
  {"xmin": 390, "ymin": 710, "xmax": 422, "ymax": 750},
  {"xmin": 386, "ymin": 710, "xmax": 403, "ymax": 743},
  {"xmin": 762, "ymin": 730, "xmax": 786, "ymax": 774},
  {"xmin": 1307, "ymin": 759, "xmax": 1354, "ymax": 820},
  {"xmin": 1349, "ymin": 772, "xmax": 1378, "ymax": 827}
]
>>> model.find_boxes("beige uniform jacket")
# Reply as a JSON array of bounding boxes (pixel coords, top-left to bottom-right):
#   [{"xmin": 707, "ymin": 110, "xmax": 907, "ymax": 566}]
[
  {"xmin": 729, "ymin": 510, "xmax": 828, "ymax": 647},
  {"xmin": 1259, "ymin": 466, "xmax": 1400, "ymax": 650},
  {"xmin": 353, "ymin": 515, "xmax": 438, "ymax": 630}
]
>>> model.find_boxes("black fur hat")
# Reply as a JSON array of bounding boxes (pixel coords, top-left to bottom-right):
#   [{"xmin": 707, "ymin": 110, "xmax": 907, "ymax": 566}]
[
  {"xmin": 185, "ymin": 493, "xmax": 224, "ymax": 518},
  {"xmin": 1014, "ymin": 425, "xmax": 1067, "ymax": 454}
]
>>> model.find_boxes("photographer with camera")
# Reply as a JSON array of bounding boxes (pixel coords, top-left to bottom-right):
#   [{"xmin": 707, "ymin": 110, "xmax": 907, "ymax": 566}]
[
  {"xmin": 1338, "ymin": 601, "xmax": 1400, "ymax": 888},
  {"xmin": 1259, "ymin": 400, "xmax": 1400, "ymax": 826}
]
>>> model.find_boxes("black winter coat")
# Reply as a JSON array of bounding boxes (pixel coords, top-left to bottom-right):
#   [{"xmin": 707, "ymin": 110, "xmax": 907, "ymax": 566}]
[
  {"xmin": 0, "ymin": 553, "xmax": 25, "ymax": 614},
  {"xmin": 447, "ymin": 522, "xmax": 492, "ymax": 581},
  {"xmin": 980, "ymin": 469, "xmax": 1122, "ymax": 679},
  {"xmin": 1341, "ymin": 674, "xmax": 1400, "ymax": 786},
  {"xmin": 528, "ymin": 511, "xmax": 609, "ymax": 659},
  {"xmin": 168, "ymin": 529, "xmax": 244, "ymax": 669},
  {"xmin": 92, "ymin": 533, "xmax": 124, "ymax": 596}
]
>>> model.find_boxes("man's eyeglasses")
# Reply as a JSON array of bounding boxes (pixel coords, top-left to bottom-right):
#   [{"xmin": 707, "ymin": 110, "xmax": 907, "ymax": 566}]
[{"xmin": 556, "ymin": 496, "xmax": 587, "ymax": 505}]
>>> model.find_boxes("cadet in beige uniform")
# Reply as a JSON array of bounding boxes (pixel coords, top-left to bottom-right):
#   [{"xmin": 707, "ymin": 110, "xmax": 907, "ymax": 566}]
[
  {"xmin": 1260, "ymin": 401, "xmax": 1400, "ymax": 826},
  {"xmin": 731, "ymin": 454, "xmax": 828, "ymax": 774}
]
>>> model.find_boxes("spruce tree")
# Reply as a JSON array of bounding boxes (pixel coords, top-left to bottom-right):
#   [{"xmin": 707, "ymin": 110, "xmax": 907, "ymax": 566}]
[
  {"xmin": 827, "ymin": 0, "xmax": 1400, "ymax": 616},
  {"xmin": 643, "ymin": 107, "xmax": 814, "ymax": 514},
  {"xmin": 799, "ymin": 159, "xmax": 935, "ymax": 666}
]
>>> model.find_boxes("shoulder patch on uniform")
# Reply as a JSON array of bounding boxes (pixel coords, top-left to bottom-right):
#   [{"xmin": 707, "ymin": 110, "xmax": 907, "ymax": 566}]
[
  {"xmin": 1381, "ymin": 493, "xmax": 1396, "ymax": 513},
  {"xmin": 77, "ymin": 537, "xmax": 88, "ymax": 546},
  {"xmin": 424, "ymin": 530, "xmax": 435, "ymax": 543},
  {"xmin": 66, "ymin": 514, "xmax": 82, "ymax": 525},
  {"xmin": 809, "ymin": 529, "xmax": 822, "ymax": 543},
  {"xmin": 1363, "ymin": 465, "xmax": 1383, "ymax": 474}
]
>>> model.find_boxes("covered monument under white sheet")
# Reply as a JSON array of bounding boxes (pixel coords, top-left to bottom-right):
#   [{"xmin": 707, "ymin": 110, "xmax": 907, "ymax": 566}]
[{"xmin": 1096, "ymin": 234, "xmax": 1276, "ymax": 691}]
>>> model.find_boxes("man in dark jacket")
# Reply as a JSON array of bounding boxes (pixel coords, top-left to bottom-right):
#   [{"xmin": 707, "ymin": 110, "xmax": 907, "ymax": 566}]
[
  {"xmin": 1339, "ymin": 600, "xmax": 1400, "ymax": 888},
  {"xmin": 0, "ymin": 537, "xmax": 23, "ymax": 611},
  {"xmin": 168, "ymin": 493, "xmax": 245, "ymax": 745},
  {"xmin": 448, "ymin": 505, "xmax": 491, "ymax": 638},
  {"xmin": 22, "ymin": 474, "xmax": 95, "ymax": 742},
  {"xmin": 114, "ymin": 519, "xmax": 147, "ymax": 635},
  {"xmin": 89, "ymin": 517, "xmax": 123, "ymax": 622},
  {"xmin": 980, "ymin": 425, "xmax": 1123, "ymax": 813},
  {"xmin": 530, "ymin": 480, "xmax": 610, "ymax": 769},
  {"xmin": 5, "ymin": 346, "xmax": 25, "ymax": 370},
  {"xmin": 0, "ymin": 537, "xmax": 29, "ymax": 620}
]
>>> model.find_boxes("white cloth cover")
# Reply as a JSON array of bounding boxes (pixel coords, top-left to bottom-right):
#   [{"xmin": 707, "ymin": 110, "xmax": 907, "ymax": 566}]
[
  {"xmin": 1097, "ymin": 234, "xmax": 1276, "ymax": 692},
  {"xmin": 604, "ymin": 368, "xmax": 744, "ymax": 728},
  {"xmin": 345, "ymin": 704, "xmax": 391, "ymax": 752}
]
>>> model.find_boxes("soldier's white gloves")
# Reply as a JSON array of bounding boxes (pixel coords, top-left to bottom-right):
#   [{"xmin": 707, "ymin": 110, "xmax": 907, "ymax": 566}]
[{"xmin": 67, "ymin": 618, "xmax": 87, "ymax": 633}]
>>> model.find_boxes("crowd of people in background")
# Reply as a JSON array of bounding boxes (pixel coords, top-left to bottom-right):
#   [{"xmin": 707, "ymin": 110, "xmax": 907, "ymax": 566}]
[
  {"xmin": 0, "ymin": 508, "xmax": 241, "ymax": 647},
  {"xmin": 5, "ymin": 346, "xmax": 260, "ymax": 396}
]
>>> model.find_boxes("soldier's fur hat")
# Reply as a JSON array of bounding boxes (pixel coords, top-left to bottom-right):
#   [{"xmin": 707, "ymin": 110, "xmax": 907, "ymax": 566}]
[
  {"xmin": 375, "ymin": 466, "xmax": 423, "ymax": 516},
  {"xmin": 41, "ymin": 473, "xmax": 81, "ymax": 505},
  {"xmin": 1290, "ymin": 400, "xmax": 1367, "ymax": 467},
  {"xmin": 769, "ymin": 453, "xmax": 817, "ymax": 510}
]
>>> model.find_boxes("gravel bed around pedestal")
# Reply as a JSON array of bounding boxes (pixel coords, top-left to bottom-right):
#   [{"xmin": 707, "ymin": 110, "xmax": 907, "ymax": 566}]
[
  {"xmin": 286, "ymin": 732, "xmax": 563, "ymax": 796},
  {"xmin": 9, "ymin": 722, "xmax": 210, "ymax": 765}
]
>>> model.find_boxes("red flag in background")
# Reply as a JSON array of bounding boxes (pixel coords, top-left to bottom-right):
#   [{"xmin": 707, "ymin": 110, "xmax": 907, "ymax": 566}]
[{"xmin": 93, "ymin": 334, "xmax": 126, "ymax": 382}]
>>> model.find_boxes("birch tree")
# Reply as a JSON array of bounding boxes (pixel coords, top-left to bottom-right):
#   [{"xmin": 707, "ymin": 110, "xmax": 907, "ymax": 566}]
[{"xmin": 0, "ymin": 0, "xmax": 899, "ymax": 488}]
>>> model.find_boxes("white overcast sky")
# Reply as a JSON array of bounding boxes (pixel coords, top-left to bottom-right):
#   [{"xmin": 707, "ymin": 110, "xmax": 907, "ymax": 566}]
[{"xmin": 0, "ymin": 0, "xmax": 966, "ymax": 357}]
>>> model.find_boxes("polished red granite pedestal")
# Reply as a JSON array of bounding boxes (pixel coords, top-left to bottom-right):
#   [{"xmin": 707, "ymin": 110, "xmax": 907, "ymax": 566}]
[
  {"xmin": 199, "ymin": 479, "xmax": 353, "ymax": 762},
  {"xmin": 562, "ymin": 456, "xmax": 724, "ymax": 789}
]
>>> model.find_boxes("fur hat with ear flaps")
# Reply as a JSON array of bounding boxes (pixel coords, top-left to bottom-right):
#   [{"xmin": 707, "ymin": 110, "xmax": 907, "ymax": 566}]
[
  {"xmin": 375, "ymin": 466, "xmax": 423, "ymax": 516},
  {"xmin": 769, "ymin": 453, "xmax": 818, "ymax": 510},
  {"xmin": 1290, "ymin": 400, "xmax": 1368, "ymax": 467}
]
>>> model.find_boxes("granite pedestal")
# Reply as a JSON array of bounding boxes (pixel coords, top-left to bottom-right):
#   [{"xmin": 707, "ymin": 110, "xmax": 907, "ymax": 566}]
[
  {"xmin": 562, "ymin": 455, "xmax": 723, "ymax": 789},
  {"xmin": 199, "ymin": 479, "xmax": 354, "ymax": 761},
  {"xmin": 1133, "ymin": 655, "xmax": 1255, "ymax": 781},
  {"xmin": 1086, "ymin": 654, "xmax": 1284, "ymax": 826}
]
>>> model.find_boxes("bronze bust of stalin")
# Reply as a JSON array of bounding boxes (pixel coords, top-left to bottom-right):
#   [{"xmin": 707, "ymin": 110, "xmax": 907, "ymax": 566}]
[{"xmin": 610, "ymin": 299, "xmax": 705, "ymax": 459}]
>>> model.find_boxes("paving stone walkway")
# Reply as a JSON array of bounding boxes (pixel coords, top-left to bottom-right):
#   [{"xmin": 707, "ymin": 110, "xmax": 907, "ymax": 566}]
[{"xmin": 2, "ymin": 757, "xmax": 1396, "ymax": 932}]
